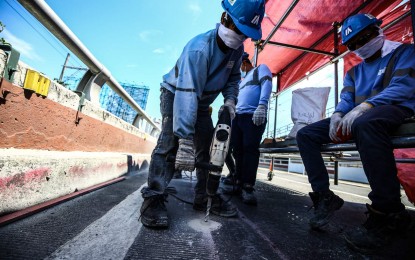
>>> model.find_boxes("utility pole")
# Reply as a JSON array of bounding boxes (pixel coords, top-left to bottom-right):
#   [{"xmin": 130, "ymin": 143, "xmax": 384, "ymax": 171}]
[
  {"xmin": 59, "ymin": 53, "xmax": 70, "ymax": 82},
  {"xmin": 58, "ymin": 53, "xmax": 87, "ymax": 88}
]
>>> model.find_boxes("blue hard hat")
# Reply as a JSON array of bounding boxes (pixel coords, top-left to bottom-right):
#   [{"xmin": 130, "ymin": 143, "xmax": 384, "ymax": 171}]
[
  {"xmin": 341, "ymin": 13, "xmax": 382, "ymax": 44},
  {"xmin": 221, "ymin": 0, "xmax": 265, "ymax": 41}
]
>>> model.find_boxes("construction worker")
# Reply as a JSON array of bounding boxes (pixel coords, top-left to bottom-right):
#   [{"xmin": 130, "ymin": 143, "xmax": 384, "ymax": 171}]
[
  {"xmin": 296, "ymin": 13, "xmax": 415, "ymax": 254},
  {"xmin": 139, "ymin": 0, "xmax": 265, "ymax": 229},
  {"xmin": 224, "ymin": 52, "xmax": 272, "ymax": 205}
]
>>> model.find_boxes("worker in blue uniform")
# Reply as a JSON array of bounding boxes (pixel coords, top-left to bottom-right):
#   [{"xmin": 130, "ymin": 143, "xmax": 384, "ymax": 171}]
[
  {"xmin": 296, "ymin": 13, "xmax": 415, "ymax": 254},
  {"xmin": 139, "ymin": 0, "xmax": 265, "ymax": 229},
  {"xmin": 223, "ymin": 52, "xmax": 272, "ymax": 205}
]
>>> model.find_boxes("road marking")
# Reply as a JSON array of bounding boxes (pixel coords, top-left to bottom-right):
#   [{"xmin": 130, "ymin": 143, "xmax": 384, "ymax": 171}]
[{"xmin": 46, "ymin": 184, "xmax": 146, "ymax": 260}]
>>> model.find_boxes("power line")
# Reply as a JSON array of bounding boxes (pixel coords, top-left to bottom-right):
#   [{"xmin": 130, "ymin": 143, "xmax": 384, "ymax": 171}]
[{"xmin": 4, "ymin": 0, "xmax": 84, "ymax": 68}]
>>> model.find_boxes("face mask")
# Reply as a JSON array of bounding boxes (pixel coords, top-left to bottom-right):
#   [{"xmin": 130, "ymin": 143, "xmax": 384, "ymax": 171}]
[
  {"xmin": 240, "ymin": 70, "xmax": 247, "ymax": 78},
  {"xmin": 218, "ymin": 24, "xmax": 246, "ymax": 50},
  {"xmin": 353, "ymin": 30, "xmax": 385, "ymax": 60}
]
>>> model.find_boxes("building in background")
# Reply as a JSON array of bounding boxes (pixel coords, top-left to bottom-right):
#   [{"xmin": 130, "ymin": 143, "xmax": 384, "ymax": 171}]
[{"xmin": 99, "ymin": 83, "xmax": 149, "ymax": 124}]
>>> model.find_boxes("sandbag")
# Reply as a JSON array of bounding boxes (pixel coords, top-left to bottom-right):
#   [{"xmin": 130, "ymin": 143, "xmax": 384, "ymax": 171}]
[{"xmin": 287, "ymin": 87, "xmax": 331, "ymax": 139}]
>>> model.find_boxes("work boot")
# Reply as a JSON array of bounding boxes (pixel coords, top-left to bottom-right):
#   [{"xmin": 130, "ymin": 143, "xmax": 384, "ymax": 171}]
[
  {"xmin": 140, "ymin": 194, "xmax": 169, "ymax": 228},
  {"xmin": 309, "ymin": 190, "xmax": 344, "ymax": 229},
  {"xmin": 193, "ymin": 194, "xmax": 238, "ymax": 217},
  {"xmin": 241, "ymin": 184, "xmax": 257, "ymax": 205},
  {"xmin": 222, "ymin": 172, "xmax": 235, "ymax": 185},
  {"xmin": 344, "ymin": 204, "xmax": 412, "ymax": 255},
  {"xmin": 221, "ymin": 181, "xmax": 242, "ymax": 195},
  {"xmin": 173, "ymin": 170, "xmax": 182, "ymax": 179}
]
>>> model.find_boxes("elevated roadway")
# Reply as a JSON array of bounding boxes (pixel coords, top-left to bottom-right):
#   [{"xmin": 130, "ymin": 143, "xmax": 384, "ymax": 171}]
[{"xmin": 1, "ymin": 168, "xmax": 414, "ymax": 259}]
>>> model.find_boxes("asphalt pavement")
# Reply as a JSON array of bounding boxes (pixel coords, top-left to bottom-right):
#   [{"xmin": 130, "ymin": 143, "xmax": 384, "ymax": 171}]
[{"xmin": 0, "ymin": 167, "xmax": 414, "ymax": 260}]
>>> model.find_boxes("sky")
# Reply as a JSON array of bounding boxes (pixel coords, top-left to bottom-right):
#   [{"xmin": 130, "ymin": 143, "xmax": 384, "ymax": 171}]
[{"xmin": 0, "ymin": 0, "xmax": 225, "ymax": 120}]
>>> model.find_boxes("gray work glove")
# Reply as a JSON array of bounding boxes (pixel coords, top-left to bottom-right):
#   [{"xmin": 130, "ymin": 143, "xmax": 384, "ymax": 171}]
[
  {"xmin": 175, "ymin": 138, "xmax": 195, "ymax": 172},
  {"xmin": 219, "ymin": 99, "xmax": 236, "ymax": 120},
  {"xmin": 252, "ymin": 104, "xmax": 267, "ymax": 126},
  {"xmin": 329, "ymin": 112, "xmax": 343, "ymax": 143},
  {"xmin": 339, "ymin": 102, "xmax": 372, "ymax": 137}
]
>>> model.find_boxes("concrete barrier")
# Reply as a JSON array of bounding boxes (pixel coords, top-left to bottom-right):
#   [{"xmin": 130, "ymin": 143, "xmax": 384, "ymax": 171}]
[
  {"xmin": 0, "ymin": 50, "xmax": 156, "ymax": 215},
  {"xmin": 0, "ymin": 149, "xmax": 149, "ymax": 215}
]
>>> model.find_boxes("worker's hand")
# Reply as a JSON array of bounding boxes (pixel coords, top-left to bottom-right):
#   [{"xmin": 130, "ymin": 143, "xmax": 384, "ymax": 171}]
[
  {"xmin": 339, "ymin": 102, "xmax": 372, "ymax": 136},
  {"xmin": 329, "ymin": 112, "xmax": 343, "ymax": 143},
  {"xmin": 175, "ymin": 139, "xmax": 195, "ymax": 172},
  {"xmin": 219, "ymin": 99, "xmax": 236, "ymax": 120},
  {"xmin": 252, "ymin": 104, "xmax": 267, "ymax": 126}
]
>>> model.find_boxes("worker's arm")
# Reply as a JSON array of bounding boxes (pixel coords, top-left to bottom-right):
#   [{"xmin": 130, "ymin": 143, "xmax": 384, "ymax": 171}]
[{"xmin": 173, "ymin": 50, "xmax": 208, "ymax": 140}]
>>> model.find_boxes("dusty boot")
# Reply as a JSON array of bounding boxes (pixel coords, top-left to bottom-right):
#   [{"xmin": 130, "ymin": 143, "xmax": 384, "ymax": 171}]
[
  {"xmin": 140, "ymin": 194, "xmax": 169, "ymax": 228},
  {"xmin": 222, "ymin": 172, "xmax": 235, "ymax": 185},
  {"xmin": 172, "ymin": 170, "xmax": 182, "ymax": 179},
  {"xmin": 344, "ymin": 204, "xmax": 412, "ymax": 255},
  {"xmin": 241, "ymin": 184, "xmax": 257, "ymax": 205},
  {"xmin": 309, "ymin": 190, "xmax": 344, "ymax": 229},
  {"xmin": 193, "ymin": 194, "xmax": 238, "ymax": 217},
  {"xmin": 221, "ymin": 180, "xmax": 242, "ymax": 195}
]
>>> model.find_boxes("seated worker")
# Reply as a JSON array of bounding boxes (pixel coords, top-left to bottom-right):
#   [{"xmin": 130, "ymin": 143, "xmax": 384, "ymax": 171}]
[
  {"xmin": 296, "ymin": 13, "xmax": 415, "ymax": 254},
  {"xmin": 225, "ymin": 52, "xmax": 272, "ymax": 205},
  {"xmin": 139, "ymin": 0, "xmax": 265, "ymax": 229}
]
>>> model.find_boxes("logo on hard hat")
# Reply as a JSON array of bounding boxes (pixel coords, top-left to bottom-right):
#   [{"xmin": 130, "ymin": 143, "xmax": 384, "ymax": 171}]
[
  {"xmin": 251, "ymin": 15, "xmax": 260, "ymax": 25},
  {"xmin": 364, "ymin": 14, "xmax": 375, "ymax": 20},
  {"xmin": 228, "ymin": 0, "xmax": 236, "ymax": 6},
  {"xmin": 345, "ymin": 26, "xmax": 353, "ymax": 36}
]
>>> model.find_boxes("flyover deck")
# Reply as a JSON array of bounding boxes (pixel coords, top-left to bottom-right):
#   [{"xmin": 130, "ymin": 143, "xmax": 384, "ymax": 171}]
[{"xmin": 0, "ymin": 168, "xmax": 414, "ymax": 259}]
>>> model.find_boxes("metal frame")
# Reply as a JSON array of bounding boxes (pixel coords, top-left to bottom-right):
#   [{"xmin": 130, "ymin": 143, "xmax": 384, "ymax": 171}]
[{"xmin": 258, "ymin": 0, "xmax": 414, "ymax": 185}]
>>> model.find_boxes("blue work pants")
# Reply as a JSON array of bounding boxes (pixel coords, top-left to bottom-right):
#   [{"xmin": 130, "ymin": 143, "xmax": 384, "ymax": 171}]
[
  {"xmin": 231, "ymin": 113, "xmax": 267, "ymax": 186},
  {"xmin": 296, "ymin": 105, "xmax": 413, "ymax": 213}
]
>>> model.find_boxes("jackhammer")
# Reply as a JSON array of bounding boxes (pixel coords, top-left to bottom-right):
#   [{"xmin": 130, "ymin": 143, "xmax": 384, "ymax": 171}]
[
  {"xmin": 205, "ymin": 106, "xmax": 232, "ymax": 221},
  {"xmin": 167, "ymin": 106, "xmax": 232, "ymax": 221}
]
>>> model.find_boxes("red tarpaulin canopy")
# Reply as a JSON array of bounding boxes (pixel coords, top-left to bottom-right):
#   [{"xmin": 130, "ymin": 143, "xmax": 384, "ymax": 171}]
[{"xmin": 244, "ymin": 0, "xmax": 412, "ymax": 92}]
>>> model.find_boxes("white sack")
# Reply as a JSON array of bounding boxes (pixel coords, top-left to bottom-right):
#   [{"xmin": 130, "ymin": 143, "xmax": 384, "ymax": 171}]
[{"xmin": 287, "ymin": 87, "xmax": 331, "ymax": 139}]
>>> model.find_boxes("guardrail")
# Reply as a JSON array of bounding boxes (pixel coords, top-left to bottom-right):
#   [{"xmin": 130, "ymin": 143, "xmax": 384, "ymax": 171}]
[{"xmin": 17, "ymin": 0, "xmax": 160, "ymax": 136}]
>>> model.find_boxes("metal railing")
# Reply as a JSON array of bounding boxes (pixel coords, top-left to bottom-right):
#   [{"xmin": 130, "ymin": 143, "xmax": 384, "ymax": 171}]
[
  {"xmin": 17, "ymin": 0, "xmax": 160, "ymax": 136},
  {"xmin": 265, "ymin": 106, "xmax": 336, "ymax": 139}
]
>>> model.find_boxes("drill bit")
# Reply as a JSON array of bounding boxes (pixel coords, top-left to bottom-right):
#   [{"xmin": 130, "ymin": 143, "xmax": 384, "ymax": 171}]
[{"xmin": 205, "ymin": 196, "xmax": 212, "ymax": 222}]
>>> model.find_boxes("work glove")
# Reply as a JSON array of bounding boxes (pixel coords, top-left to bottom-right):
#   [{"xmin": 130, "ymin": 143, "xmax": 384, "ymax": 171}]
[
  {"xmin": 219, "ymin": 99, "xmax": 236, "ymax": 120},
  {"xmin": 175, "ymin": 138, "xmax": 195, "ymax": 172},
  {"xmin": 252, "ymin": 104, "xmax": 267, "ymax": 126},
  {"xmin": 339, "ymin": 102, "xmax": 372, "ymax": 137},
  {"xmin": 329, "ymin": 112, "xmax": 343, "ymax": 143}
]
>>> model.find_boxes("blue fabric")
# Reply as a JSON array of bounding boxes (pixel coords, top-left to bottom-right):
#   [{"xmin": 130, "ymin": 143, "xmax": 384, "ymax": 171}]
[
  {"xmin": 161, "ymin": 24, "xmax": 242, "ymax": 140},
  {"xmin": 335, "ymin": 43, "xmax": 415, "ymax": 115},
  {"xmin": 297, "ymin": 105, "xmax": 412, "ymax": 212},
  {"xmin": 231, "ymin": 113, "xmax": 266, "ymax": 186},
  {"xmin": 236, "ymin": 64, "xmax": 272, "ymax": 114}
]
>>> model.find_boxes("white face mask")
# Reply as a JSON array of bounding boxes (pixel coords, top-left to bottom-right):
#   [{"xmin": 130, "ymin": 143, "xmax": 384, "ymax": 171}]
[
  {"xmin": 240, "ymin": 69, "xmax": 247, "ymax": 78},
  {"xmin": 353, "ymin": 29, "xmax": 385, "ymax": 60},
  {"xmin": 218, "ymin": 24, "xmax": 246, "ymax": 50}
]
